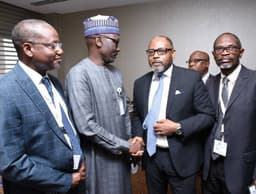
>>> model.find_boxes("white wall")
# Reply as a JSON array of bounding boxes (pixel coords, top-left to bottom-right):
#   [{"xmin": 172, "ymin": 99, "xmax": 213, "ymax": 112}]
[{"xmin": 57, "ymin": 0, "xmax": 256, "ymax": 98}]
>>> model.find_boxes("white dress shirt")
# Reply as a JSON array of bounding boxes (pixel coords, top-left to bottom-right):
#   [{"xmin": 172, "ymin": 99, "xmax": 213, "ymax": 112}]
[
  {"xmin": 19, "ymin": 61, "xmax": 75, "ymax": 148},
  {"xmin": 148, "ymin": 65, "xmax": 173, "ymax": 148},
  {"xmin": 218, "ymin": 64, "xmax": 241, "ymax": 140}
]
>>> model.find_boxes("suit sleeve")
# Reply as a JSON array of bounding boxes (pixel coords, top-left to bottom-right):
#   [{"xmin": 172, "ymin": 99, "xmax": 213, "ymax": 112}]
[
  {"xmin": 0, "ymin": 93, "xmax": 72, "ymax": 193},
  {"xmin": 131, "ymin": 79, "xmax": 144, "ymax": 138},
  {"xmin": 179, "ymin": 78, "xmax": 216, "ymax": 140},
  {"xmin": 65, "ymin": 70, "xmax": 130, "ymax": 155}
]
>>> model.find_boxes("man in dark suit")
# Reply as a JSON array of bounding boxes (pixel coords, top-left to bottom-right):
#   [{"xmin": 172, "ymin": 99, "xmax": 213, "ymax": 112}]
[
  {"xmin": 187, "ymin": 50, "xmax": 213, "ymax": 85},
  {"xmin": 132, "ymin": 35, "xmax": 215, "ymax": 194},
  {"xmin": 0, "ymin": 19, "xmax": 85, "ymax": 194},
  {"xmin": 203, "ymin": 32, "xmax": 256, "ymax": 194}
]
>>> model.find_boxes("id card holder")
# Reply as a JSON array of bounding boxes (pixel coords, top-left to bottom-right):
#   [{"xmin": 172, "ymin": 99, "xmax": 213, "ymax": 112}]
[
  {"xmin": 213, "ymin": 139, "xmax": 227, "ymax": 157},
  {"xmin": 118, "ymin": 98, "xmax": 125, "ymax": 115},
  {"xmin": 117, "ymin": 87, "xmax": 125, "ymax": 115}
]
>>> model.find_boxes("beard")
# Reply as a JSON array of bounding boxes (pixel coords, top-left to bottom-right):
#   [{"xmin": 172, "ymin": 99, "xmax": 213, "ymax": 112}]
[
  {"xmin": 219, "ymin": 63, "xmax": 233, "ymax": 70},
  {"xmin": 151, "ymin": 64, "xmax": 165, "ymax": 73}
]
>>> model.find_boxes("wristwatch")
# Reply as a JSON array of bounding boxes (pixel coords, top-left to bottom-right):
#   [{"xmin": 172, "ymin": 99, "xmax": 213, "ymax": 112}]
[{"xmin": 175, "ymin": 123, "xmax": 183, "ymax": 136}]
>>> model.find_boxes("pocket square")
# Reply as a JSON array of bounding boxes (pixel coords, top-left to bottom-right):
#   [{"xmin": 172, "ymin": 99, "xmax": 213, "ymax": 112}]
[{"xmin": 175, "ymin": 90, "xmax": 182, "ymax": 95}]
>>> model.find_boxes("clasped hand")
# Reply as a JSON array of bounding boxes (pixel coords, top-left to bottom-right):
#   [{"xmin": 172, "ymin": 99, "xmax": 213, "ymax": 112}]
[
  {"xmin": 129, "ymin": 136, "xmax": 144, "ymax": 156},
  {"xmin": 72, "ymin": 160, "xmax": 86, "ymax": 187}
]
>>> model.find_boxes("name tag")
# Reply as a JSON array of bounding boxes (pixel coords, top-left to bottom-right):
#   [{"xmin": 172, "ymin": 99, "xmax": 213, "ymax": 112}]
[
  {"xmin": 118, "ymin": 98, "xmax": 125, "ymax": 116},
  {"xmin": 213, "ymin": 139, "xmax": 227, "ymax": 157}
]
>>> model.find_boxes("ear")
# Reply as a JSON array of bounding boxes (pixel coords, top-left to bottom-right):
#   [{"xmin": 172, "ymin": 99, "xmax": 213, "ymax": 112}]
[
  {"xmin": 95, "ymin": 37, "xmax": 103, "ymax": 47},
  {"xmin": 239, "ymin": 48, "xmax": 245, "ymax": 58},
  {"xmin": 23, "ymin": 42, "xmax": 33, "ymax": 57},
  {"xmin": 171, "ymin": 49, "xmax": 176, "ymax": 58}
]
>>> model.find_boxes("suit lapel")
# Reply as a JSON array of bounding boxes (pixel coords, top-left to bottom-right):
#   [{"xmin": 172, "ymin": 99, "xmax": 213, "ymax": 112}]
[
  {"xmin": 226, "ymin": 66, "xmax": 249, "ymax": 112},
  {"xmin": 166, "ymin": 66, "xmax": 179, "ymax": 113},
  {"xmin": 14, "ymin": 64, "xmax": 70, "ymax": 148},
  {"xmin": 143, "ymin": 73, "xmax": 153, "ymax": 117},
  {"xmin": 211, "ymin": 74, "xmax": 221, "ymax": 108}
]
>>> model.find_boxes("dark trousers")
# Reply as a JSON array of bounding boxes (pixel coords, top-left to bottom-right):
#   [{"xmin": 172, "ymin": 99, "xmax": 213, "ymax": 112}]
[
  {"xmin": 203, "ymin": 158, "xmax": 231, "ymax": 194},
  {"xmin": 145, "ymin": 147, "xmax": 196, "ymax": 194}
]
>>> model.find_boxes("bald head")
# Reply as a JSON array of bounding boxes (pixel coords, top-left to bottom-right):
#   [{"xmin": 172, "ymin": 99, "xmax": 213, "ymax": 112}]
[
  {"xmin": 11, "ymin": 19, "xmax": 55, "ymax": 55},
  {"xmin": 188, "ymin": 50, "xmax": 210, "ymax": 76}
]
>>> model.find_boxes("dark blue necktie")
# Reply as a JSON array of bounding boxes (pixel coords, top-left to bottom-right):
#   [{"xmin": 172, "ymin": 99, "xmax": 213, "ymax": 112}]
[
  {"xmin": 143, "ymin": 74, "xmax": 164, "ymax": 156},
  {"xmin": 41, "ymin": 77, "xmax": 82, "ymax": 156}
]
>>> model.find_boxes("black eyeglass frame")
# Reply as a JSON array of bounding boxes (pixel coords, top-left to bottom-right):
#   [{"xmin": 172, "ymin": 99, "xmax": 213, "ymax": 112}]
[
  {"xmin": 146, "ymin": 48, "xmax": 173, "ymax": 56},
  {"xmin": 213, "ymin": 45, "xmax": 241, "ymax": 54}
]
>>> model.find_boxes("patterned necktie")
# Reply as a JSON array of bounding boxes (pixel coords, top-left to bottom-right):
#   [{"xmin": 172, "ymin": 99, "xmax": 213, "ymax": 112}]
[
  {"xmin": 143, "ymin": 74, "xmax": 164, "ymax": 156},
  {"xmin": 41, "ymin": 77, "xmax": 82, "ymax": 155},
  {"xmin": 222, "ymin": 77, "xmax": 229, "ymax": 108}
]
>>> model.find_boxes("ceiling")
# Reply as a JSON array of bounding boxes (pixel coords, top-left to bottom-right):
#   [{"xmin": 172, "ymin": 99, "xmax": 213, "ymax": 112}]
[{"xmin": 1, "ymin": 0, "xmax": 160, "ymax": 14}]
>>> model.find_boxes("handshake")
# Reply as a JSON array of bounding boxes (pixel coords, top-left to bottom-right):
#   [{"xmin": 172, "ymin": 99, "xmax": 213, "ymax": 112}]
[{"xmin": 128, "ymin": 136, "xmax": 145, "ymax": 156}]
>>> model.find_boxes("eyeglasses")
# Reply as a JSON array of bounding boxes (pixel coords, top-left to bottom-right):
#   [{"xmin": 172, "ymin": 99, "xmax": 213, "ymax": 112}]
[
  {"xmin": 214, "ymin": 45, "xmax": 240, "ymax": 54},
  {"xmin": 98, "ymin": 35, "xmax": 119, "ymax": 46},
  {"xmin": 28, "ymin": 41, "xmax": 62, "ymax": 50},
  {"xmin": 186, "ymin": 59, "xmax": 208, "ymax": 64},
  {"xmin": 146, "ymin": 48, "xmax": 173, "ymax": 56}
]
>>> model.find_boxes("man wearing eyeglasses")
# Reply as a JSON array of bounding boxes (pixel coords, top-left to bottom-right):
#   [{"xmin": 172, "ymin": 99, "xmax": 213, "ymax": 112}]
[
  {"xmin": 65, "ymin": 15, "xmax": 144, "ymax": 194},
  {"xmin": 0, "ymin": 19, "xmax": 86, "ymax": 194},
  {"xmin": 203, "ymin": 32, "xmax": 256, "ymax": 194},
  {"xmin": 187, "ymin": 50, "xmax": 213, "ymax": 85},
  {"xmin": 132, "ymin": 35, "xmax": 215, "ymax": 194}
]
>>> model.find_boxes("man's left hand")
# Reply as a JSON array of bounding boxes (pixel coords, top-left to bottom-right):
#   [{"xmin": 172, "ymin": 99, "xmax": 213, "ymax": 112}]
[{"xmin": 154, "ymin": 119, "xmax": 178, "ymax": 136}]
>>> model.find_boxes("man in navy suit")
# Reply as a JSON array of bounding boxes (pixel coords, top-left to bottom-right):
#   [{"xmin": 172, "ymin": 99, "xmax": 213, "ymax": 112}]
[
  {"xmin": 203, "ymin": 32, "xmax": 256, "ymax": 194},
  {"xmin": 0, "ymin": 19, "xmax": 85, "ymax": 194},
  {"xmin": 132, "ymin": 35, "xmax": 215, "ymax": 194}
]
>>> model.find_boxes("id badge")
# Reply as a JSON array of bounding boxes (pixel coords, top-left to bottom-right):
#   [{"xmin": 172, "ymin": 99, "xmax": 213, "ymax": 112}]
[
  {"xmin": 249, "ymin": 185, "xmax": 256, "ymax": 194},
  {"xmin": 213, "ymin": 139, "xmax": 227, "ymax": 157},
  {"xmin": 118, "ymin": 98, "xmax": 125, "ymax": 116}
]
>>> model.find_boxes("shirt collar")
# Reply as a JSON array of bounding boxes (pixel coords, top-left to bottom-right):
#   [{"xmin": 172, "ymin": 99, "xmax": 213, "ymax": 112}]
[
  {"xmin": 19, "ymin": 60, "xmax": 48, "ymax": 86},
  {"xmin": 202, "ymin": 72, "xmax": 210, "ymax": 84}
]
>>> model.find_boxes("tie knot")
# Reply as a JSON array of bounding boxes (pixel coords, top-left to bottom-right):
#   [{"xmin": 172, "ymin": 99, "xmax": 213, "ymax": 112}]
[
  {"xmin": 42, "ymin": 77, "xmax": 51, "ymax": 86},
  {"xmin": 223, "ymin": 77, "xmax": 229, "ymax": 85}
]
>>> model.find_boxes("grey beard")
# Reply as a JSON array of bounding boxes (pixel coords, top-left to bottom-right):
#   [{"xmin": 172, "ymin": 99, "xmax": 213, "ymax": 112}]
[{"xmin": 151, "ymin": 66, "xmax": 165, "ymax": 73}]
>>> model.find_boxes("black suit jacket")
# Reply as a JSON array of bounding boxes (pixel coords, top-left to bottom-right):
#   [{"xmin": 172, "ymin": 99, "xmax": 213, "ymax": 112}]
[
  {"xmin": 132, "ymin": 65, "xmax": 215, "ymax": 178},
  {"xmin": 203, "ymin": 65, "xmax": 256, "ymax": 194}
]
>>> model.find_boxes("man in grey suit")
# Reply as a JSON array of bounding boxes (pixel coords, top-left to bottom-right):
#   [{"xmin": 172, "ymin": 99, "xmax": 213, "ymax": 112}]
[
  {"xmin": 132, "ymin": 35, "xmax": 215, "ymax": 194},
  {"xmin": 203, "ymin": 32, "xmax": 256, "ymax": 194},
  {"xmin": 0, "ymin": 19, "xmax": 85, "ymax": 194},
  {"xmin": 65, "ymin": 15, "xmax": 143, "ymax": 194}
]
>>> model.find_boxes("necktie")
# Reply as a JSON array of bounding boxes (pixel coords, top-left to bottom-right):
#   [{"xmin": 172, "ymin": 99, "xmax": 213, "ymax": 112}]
[
  {"xmin": 222, "ymin": 77, "xmax": 229, "ymax": 108},
  {"xmin": 212, "ymin": 77, "xmax": 229, "ymax": 160},
  {"xmin": 143, "ymin": 74, "xmax": 164, "ymax": 156},
  {"xmin": 41, "ymin": 77, "xmax": 82, "ymax": 155}
]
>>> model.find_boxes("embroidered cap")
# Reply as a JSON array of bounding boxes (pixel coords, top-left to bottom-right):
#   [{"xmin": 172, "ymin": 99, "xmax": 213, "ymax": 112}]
[{"xmin": 83, "ymin": 15, "xmax": 120, "ymax": 37}]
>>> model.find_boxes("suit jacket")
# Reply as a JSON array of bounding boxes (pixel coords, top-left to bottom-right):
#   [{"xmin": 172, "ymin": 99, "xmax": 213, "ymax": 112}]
[
  {"xmin": 203, "ymin": 65, "xmax": 256, "ymax": 194},
  {"xmin": 205, "ymin": 74, "xmax": 214, "ymax": 87},
  {"xmin": 132, "ymin": 65, "xmax": 215, "ymax": 178},
  {"xmin": 0, "ymin": 64, "xmax": 84, "ymax": 194}
]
